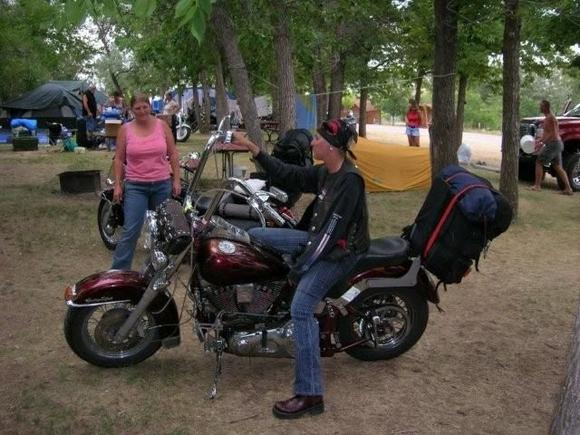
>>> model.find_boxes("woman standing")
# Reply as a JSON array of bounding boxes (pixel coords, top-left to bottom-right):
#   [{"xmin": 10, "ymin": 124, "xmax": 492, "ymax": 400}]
[
  {"xmin": 405, "ymin": 98, "xmax": 422, "ymax": 147},
  {"xmin": 111, "ymin": 93, "xmax": 181, "ymax": 270}
]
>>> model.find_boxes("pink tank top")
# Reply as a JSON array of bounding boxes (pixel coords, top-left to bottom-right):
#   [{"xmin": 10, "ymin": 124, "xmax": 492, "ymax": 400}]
[{"xmin": 125, "ymin": 119, "xmax": 171, "ymax": 182}]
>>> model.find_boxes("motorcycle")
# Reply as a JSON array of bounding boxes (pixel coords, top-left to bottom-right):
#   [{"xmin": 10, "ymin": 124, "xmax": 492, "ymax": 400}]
[
  {"xmin": 175, "ymin": 110, "xmax": 194, "ymax": 142},
  {"xmin": 97, "ymin": 131, "xmax": 296, "ymax": 250},
  {"xmin": 65, "ymin": 115, "xmax": 439, "ymax": 398}
]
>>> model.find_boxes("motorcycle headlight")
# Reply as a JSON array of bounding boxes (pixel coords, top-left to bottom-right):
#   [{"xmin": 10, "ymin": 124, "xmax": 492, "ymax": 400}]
[{"xmin": 151, "ymin": 249, "xmax": 169, "ymax": 271}]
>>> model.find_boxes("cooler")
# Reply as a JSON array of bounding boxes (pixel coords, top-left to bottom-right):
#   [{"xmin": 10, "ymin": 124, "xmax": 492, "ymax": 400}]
[{"xmin": 105, "ymin": 119, "xmax": 122, "ymax": 138}]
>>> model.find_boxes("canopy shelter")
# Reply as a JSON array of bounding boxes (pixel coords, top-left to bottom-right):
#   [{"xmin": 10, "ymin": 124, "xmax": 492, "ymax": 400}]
[{"xmin": 354, "ymin": 137, "xmax": 431, "ymax": 192}]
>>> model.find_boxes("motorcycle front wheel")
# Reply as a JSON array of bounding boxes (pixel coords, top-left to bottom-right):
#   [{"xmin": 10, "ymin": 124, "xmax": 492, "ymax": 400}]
[
  {"xmin": 64, "ymin": 303, "xmax": 162, "ymax": 368},
  {"xmin": 176, "ymin": 125, "xmax": 192, "ymax": 142},
  {"xmin": 98, "ymin": 198, "xmax": 122, "ymax": 251},
  {"xmin": 338, "ymin": 287, "xmax": 428, "ymax": 361}
]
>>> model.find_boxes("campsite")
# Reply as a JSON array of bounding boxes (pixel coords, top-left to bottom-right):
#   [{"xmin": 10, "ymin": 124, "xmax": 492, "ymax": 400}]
[
  {"xmin": 1, "ymin": 0, "xmax": 580, "ymax": 434},
  {"xmin": 0, "ymin": 133, "xmax": 578, "ymax": 433}
]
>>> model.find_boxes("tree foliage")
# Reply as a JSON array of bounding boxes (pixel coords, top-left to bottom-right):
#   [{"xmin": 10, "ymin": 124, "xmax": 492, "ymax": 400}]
[{"xmin": 0, "ymin": 0, "xmax": 91, "ymax": 101}]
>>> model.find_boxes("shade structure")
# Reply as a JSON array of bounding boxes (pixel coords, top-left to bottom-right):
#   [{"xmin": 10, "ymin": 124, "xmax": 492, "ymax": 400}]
[{"xmin": 354, "ymin": 137, "xmax": 431, "ymax": 192}]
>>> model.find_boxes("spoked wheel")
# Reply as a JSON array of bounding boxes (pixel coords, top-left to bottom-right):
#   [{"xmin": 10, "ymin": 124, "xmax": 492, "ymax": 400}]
[
  {"xmin": 338, "ymin": 287, "xmax": 428, "ymax": 361},
  {"xmin": 98, "ymin": 198, "xmax": 122, "ymax": 251},
  {"xmin": 64, "ymin": 303, "xmax": 161, "ymax": 368}
]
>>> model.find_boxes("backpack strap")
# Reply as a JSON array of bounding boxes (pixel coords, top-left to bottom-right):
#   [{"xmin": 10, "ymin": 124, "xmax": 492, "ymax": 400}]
[
  {"xmin": 422, "ymin": 183, "xmax": 489, "ymax": 258},
  {"xmin": 444, "ymin": 171, "xmax": 466, "ymax": 183}
]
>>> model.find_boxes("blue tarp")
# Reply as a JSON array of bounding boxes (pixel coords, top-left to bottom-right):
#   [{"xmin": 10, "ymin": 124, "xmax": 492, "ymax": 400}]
[{"xmin": 295, "ymin": 94, "xmax": 317, "ymax": 130}]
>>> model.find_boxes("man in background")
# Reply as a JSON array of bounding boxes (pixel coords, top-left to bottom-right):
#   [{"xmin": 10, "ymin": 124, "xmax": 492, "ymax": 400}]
[
  {"xmin": 163, "ymin": 92, "xmax": 179, "ymax": 142},
  {"xmin": 529, "ymin": 100, "xmax": 573, "ymax": 195},
  {"xmin": 82, "ymin": 83, "xmax": 98, "ymax": 147}
]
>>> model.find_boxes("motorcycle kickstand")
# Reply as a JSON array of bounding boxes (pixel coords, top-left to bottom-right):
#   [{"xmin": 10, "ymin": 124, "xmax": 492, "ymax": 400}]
[{"xmin": 206, "ymin": 341, "xmax": 224, "ymax": 400}]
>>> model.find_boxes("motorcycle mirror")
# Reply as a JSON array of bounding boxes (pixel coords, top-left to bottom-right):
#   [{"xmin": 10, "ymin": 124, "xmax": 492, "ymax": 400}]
[{"xmin": 269, "ymin": 186, "xmax": 288, "ymax": 204}]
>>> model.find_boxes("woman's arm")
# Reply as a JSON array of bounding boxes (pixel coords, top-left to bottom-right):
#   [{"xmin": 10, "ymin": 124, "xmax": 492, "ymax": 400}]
[
  {"xmin": 163, "ymin": 120, "xmax": 181, "ymax": 197},
  {"xmin": 113, "ymin": 125, "xmax": 127, "ymax": 202}
]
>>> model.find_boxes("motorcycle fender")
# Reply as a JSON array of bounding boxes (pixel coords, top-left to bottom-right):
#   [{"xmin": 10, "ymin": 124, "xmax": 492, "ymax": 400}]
[
  {"xmin": 64, "ymin": 270, "xmax": 180, "ymax": 342},
  {"xmin": 339, "ymin": 259, "xmax": 438, "ymax": 305}
]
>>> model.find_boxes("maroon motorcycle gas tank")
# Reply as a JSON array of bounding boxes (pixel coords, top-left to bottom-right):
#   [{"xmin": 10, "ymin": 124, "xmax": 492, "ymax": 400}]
[{"xmin": 198, "ymin": 238, "xmax": 287, "ymax": 286}]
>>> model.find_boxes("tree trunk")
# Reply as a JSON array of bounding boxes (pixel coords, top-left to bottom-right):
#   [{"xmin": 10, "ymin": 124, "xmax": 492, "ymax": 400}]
[
  {"xmin": 550, "ymin": 304, "xmax": 580, "ymax": 435},
  {"xmin": 215, "ymin": 55, "xmax": 229, "ymax": 123},
  {"xmin": 455, "ymin": 72, "xmax": 468, "ymax": 151},
  {"xmin": 271, "ymin": 68, "xmax": 279, "ymax": 123},
  {"xmin": 192, "ymin": 81, "xmax": 202, "ymax": 132},
  {"xmin": 359, "ymin": 84, "xmax": 368, "ymax": 138},
  {"xmin": 200, "ymin": 71, "xmax": 211, "ymax": 134},
  {"xmin": 272, "ymin": 0, "xmax": 296, "ymax": 137},
  {"xmin": 312, "ymin": 46, "xmax": 327, "ymax": 124},
  {"xmin": 110, "ymin": 71, "xmax": 123, "ymax": 95},
  {"xmin": 499, "ymin": 0, "xmax": 520, "ymax": 220},
  {"xmin": 431, "ymin": 0, "xmax": 460, "ymax": 177},
  {"xmin": 211, "ymin": 3, "xmax": 264, "ymax": 149},
  {"xmin": 414, "ymin": 68, "xmax": 424, "ymax": 105},
  {"xmin": 328, "ymin": 53, "xmax": 345, "ymax": 119}
]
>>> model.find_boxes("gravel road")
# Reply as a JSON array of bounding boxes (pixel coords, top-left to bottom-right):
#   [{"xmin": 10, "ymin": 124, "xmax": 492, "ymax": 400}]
[{"xmin": 365, "ymin": 124, "xmax": 503, "ymax": 168}]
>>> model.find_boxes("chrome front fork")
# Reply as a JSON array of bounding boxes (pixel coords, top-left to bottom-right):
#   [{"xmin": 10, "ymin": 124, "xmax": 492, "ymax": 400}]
[{"xmin": 113, "ymin": 267, "xmax": 173, "ymax": 342}]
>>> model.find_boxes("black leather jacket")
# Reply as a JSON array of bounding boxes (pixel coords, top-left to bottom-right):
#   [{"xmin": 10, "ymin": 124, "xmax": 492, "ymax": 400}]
[{"xmin": 254, "ymin": 151, "xmax": 370, "ymax": 279}]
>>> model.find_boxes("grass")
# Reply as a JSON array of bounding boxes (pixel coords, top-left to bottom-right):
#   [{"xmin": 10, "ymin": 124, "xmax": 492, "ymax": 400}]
[{"xmin": 0, "ymin": 132, "xmax": 578, "ymax": 434}]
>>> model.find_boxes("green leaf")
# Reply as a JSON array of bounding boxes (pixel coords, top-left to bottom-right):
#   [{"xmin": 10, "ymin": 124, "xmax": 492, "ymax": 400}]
[
  {"xmin": 175, "ymin": 0, "xmax": 194, "ymax": 18},
  {"xmin": 146, "ymin": 0, "xmax": 157, "ymax": 16},
  {"xmin": 134, "ymin": 0, "xmax": 155, "ymax": 17},
  {"xmin": 65, "ymin": 0, "xmax": 87, "ymax": 26},
  {"xmin": 198, "ymin": 0, "xmax": 212, "ymax": 15},
  {"xmin": 178, "ymin": 6, "xmax": 196, "ymax": 28},
  {"xmin": 190, "ymin": 9, "xmax": 207, "ymax": 43}
]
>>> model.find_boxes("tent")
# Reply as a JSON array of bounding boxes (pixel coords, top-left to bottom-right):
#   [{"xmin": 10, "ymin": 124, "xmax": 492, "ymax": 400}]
[
  {"xmin": 47, "ymin": 80, "xmax": 108, "ymax": 106},
  {"xmin": 355, "ymin": 137, "xmax": 431, "ymax": 192},
  {"xmin": 0, "ymin": 83, "xmax": 82, "ymax": 119}
]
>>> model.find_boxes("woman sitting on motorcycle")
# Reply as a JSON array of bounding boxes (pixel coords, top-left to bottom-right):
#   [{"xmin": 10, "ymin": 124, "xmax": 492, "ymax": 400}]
[{"xmin": 233, "ymin": 119, "xmax": 370, "ymax": 419}]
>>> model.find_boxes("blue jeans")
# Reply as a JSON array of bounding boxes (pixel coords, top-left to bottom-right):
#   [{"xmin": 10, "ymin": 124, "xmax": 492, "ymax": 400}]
[
  {"xmin": 112, "ymin": 179, "xmax": 172, "ymax": 270},
  {"xmin": 85, "ymin": 116, "xmax": 97, "ymax": 133},
  {"xmin": 249, "ymin": 227, "xmax": 357, "ymax": 396}
]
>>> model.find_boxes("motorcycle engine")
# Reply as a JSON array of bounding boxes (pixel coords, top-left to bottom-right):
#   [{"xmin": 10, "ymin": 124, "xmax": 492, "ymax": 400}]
[{"xmin": 204, "ymin": 280, "xmax": 284, "ymax": 314}]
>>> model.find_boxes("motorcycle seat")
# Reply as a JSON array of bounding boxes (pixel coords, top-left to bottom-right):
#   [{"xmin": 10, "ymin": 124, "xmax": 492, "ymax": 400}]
[
  {"xmin": 354, "ymin": 236, "xmax": 410, "ymax": 270},
  {"xmin": 325, "ymin": 237, "xmax": 411, "ymax": 299}
]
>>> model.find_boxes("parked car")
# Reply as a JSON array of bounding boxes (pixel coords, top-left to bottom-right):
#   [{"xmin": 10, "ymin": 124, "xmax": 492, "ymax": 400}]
[{"xmin": 518, "ymin": 103, "xmax": 580, "ymax": 191}]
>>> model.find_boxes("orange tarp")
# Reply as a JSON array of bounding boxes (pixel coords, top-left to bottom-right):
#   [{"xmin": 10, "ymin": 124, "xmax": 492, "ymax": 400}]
[{"xmin": 354, "ymin": 137, "xmax": 431, "ymax": 192}]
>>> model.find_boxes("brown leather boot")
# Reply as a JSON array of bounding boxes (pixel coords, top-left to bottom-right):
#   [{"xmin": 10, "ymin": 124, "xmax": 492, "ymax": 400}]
[{"xmin": 272, "ymin": 395, "xmax": 324, "ymax": 419}]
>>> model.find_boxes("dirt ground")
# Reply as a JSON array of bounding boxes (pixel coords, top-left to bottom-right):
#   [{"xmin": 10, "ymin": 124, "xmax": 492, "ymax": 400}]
[
  {"xmin": 0, "ymin": 139, "xmax": 578, "ymax": 434},
  {"xmin": 366, "ymin": 124, "xmax": 503, "ymax": 168}
]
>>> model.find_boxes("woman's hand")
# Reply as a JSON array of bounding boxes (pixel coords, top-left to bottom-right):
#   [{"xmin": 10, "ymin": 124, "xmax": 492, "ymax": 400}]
[
  {"xmin": 172, "ymin": 178, "xmax": 182, "ymax": 198},
  {"xmin": 113, "ymin": 183, "xmax": 123, "ymax": 202}
]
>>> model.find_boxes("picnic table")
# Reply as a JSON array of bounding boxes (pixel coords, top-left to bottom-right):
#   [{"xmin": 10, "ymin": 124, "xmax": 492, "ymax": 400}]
[
  {"xmin": 260, "ymin": 120, "xmax": 279, "ymax": 144},
  {"xmin": 214, "ymin": 141, "xmax": 249, "ymax": 178}
]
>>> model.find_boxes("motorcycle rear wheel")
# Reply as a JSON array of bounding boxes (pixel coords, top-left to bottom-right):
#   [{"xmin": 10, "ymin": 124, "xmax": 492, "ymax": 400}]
[
  {"xmin": 338, "ymin": 287, "xmax": 428, "ymax": 361},
  {"xmin": 98, "ymin": 198, "xmax": 121, "ymax": 251},
  {"xmin": 64, "ymin": 303, "xmax": 161, "ymax": 368},
  {"xmin": 176, "ymin": 125, "xmax": 192, "ymax": 142}
]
